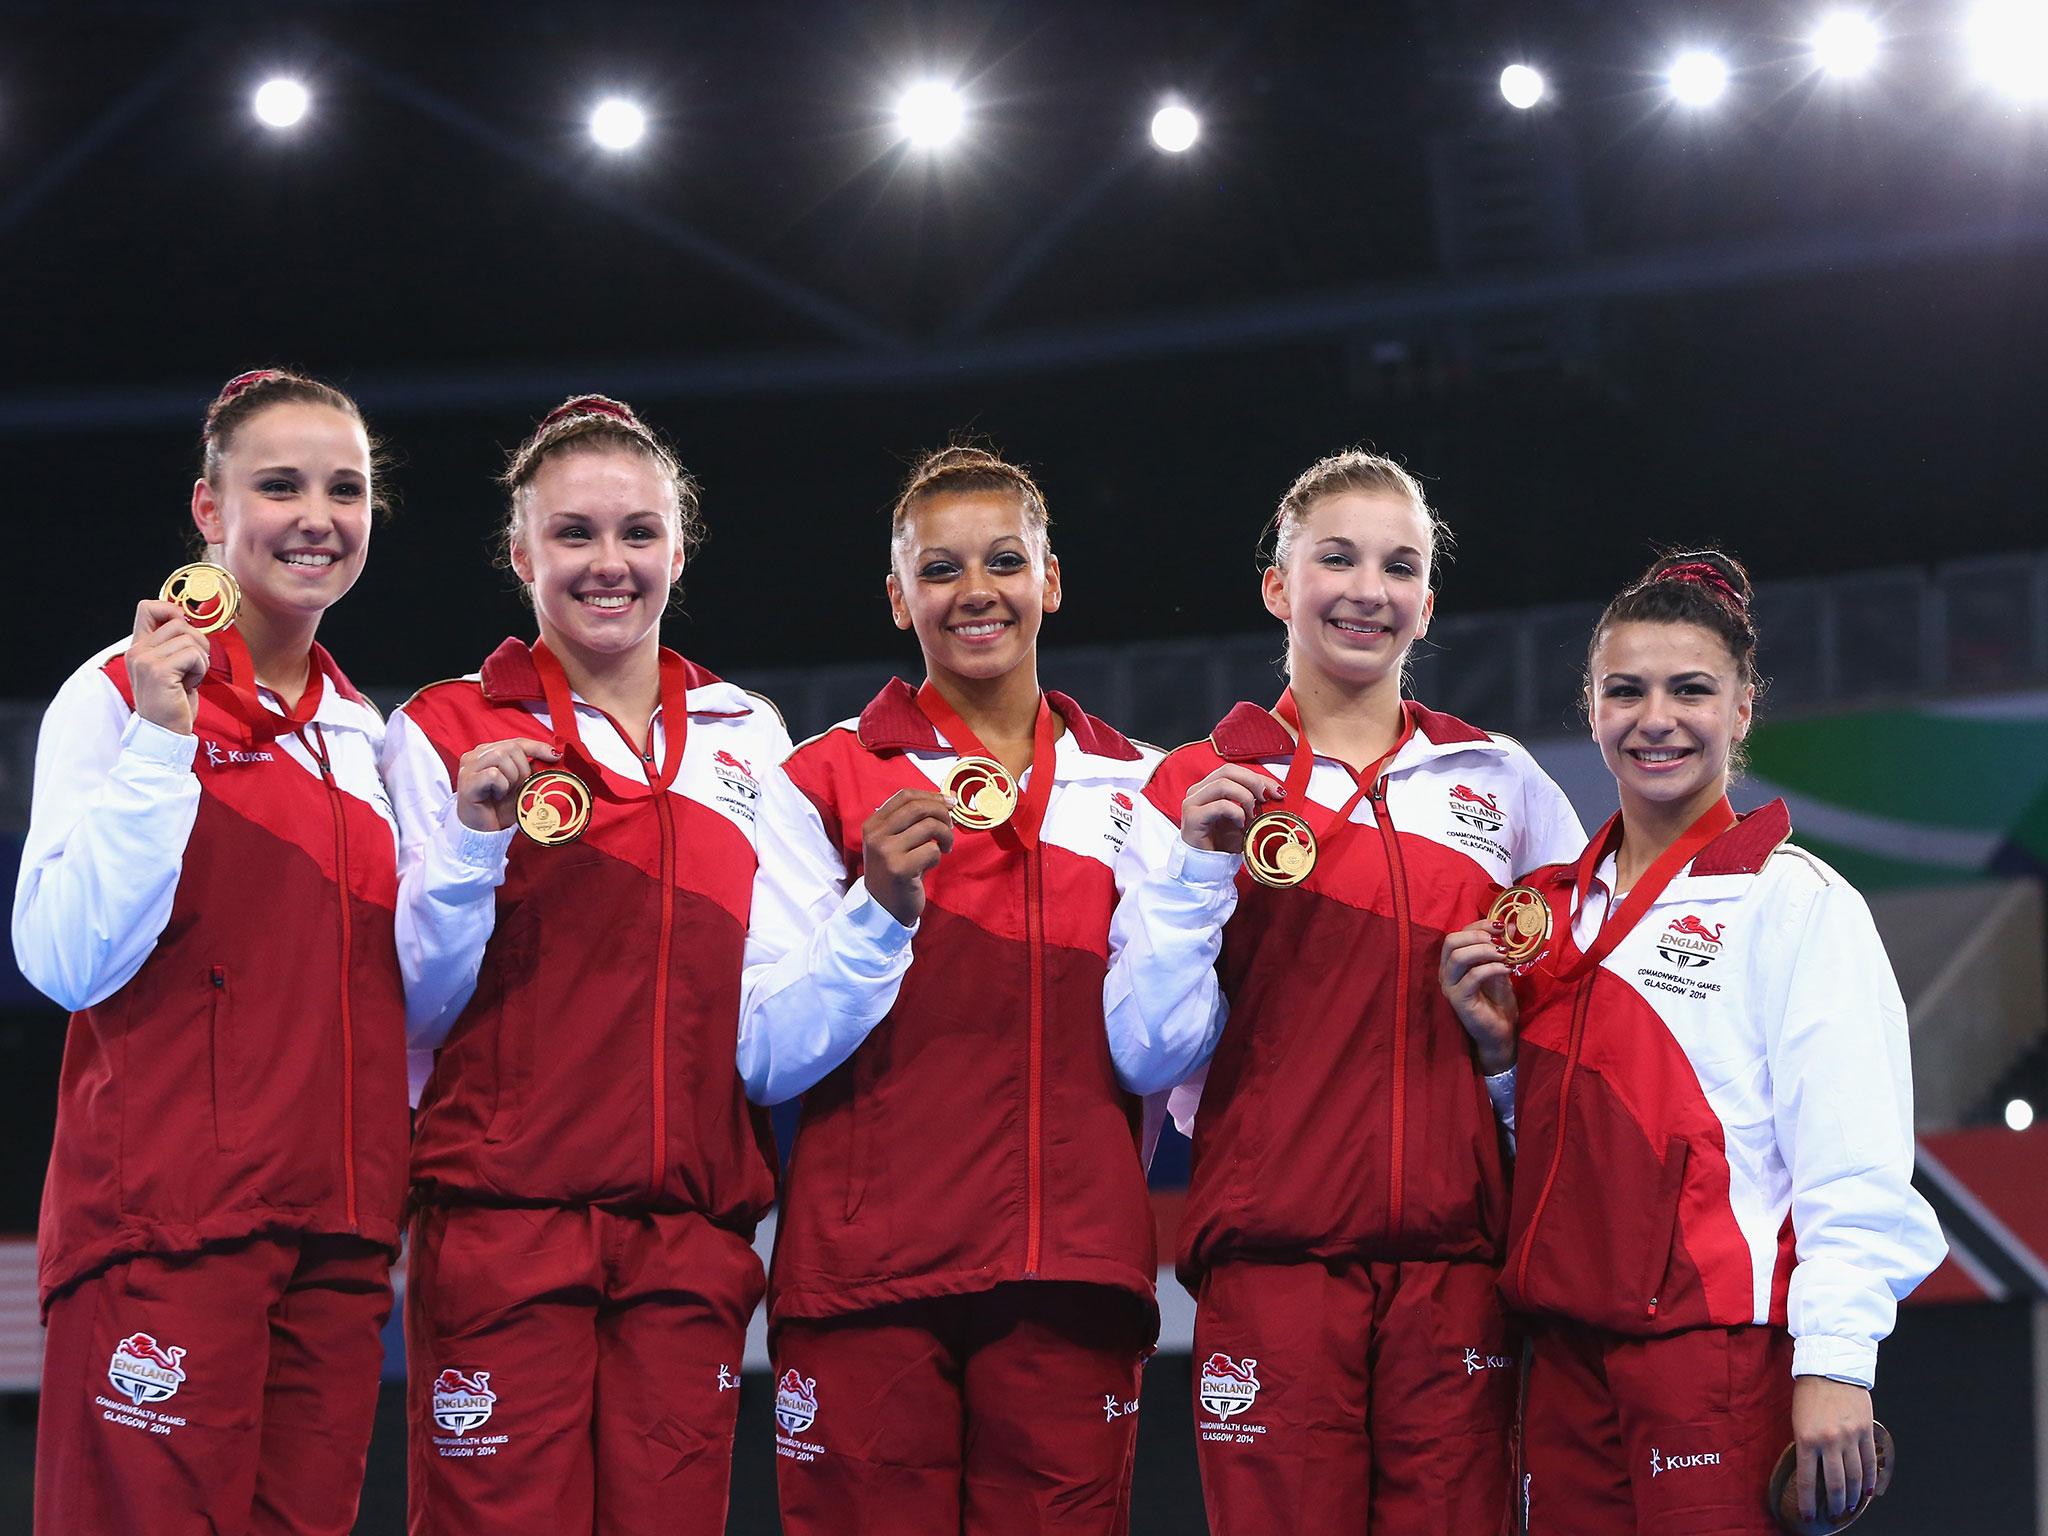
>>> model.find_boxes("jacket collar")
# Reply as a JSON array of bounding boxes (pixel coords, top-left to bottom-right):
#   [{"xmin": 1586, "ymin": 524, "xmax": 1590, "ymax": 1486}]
[
  {"xmin": 477, "ymin": 636, "xmax": 750, "ymax": 717},
  {"xmin": 855, "ymin": 677, "xmax": 1141, "ymax": 761},
  {"xmin": 203, "ymin": 638, "xmax": 375, "ymax": 727},
  {"xmin": 1208, "ymin": 697, "xmax": 1495, "ymax": 766}
]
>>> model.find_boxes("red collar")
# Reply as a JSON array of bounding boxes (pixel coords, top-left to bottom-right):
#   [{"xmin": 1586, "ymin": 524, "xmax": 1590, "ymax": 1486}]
[
  {"xmin": 1206, "ymin": 697, "xmax": 1490, "ymax": 763},
  {"xmin": 1527, "ymin": 798, "xmax": 1794, "ymax": 895},
  {"xmin": 855, "ymin": 677, "xmax": 1141, "ymax": 760},
  {"xmin": 477, "ymin": 636, "xmax": 731, "ymax": 709}
]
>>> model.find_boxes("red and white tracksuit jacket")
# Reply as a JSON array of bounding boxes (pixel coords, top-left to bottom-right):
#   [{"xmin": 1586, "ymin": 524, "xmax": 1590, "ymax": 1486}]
[
  {"xmin": 1106, "ymin": 699, "xmax": 1585, "ymax": 1280},
  {"xmin": 1501, "ymin": 801, "xmax": 1946, "ymax": 1387},
  {"xmin": 14, "ymin": 638, "xmax": 408, "ymax": 1309},
  {"xmin": 738, "ymin": 680, "xmax": 1162, "ymax": 1327},
  {"xmin": 382, "ymin": 638, "xmax": 785, "ymax": 1221}
]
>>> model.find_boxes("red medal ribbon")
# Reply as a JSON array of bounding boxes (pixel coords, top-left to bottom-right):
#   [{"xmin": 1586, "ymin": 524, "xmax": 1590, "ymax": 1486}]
[
  {"xmin": 206, "ymin": 629, "xmax": 325, "ymax": 747},
  {"xmin": 1549, "ymin": 795, "xmax": 1738, "ymax": 983},
  {"xmin": 531, "ymin": 640, "xmax": 691, "ymax": 799},
  {"xmin": 915, "ymin": 682, "xmax": 1060, "ymax": 851},
  {"xmin": 1268, "ymin": 688, "xmax": 1414, "ymax": 860}
]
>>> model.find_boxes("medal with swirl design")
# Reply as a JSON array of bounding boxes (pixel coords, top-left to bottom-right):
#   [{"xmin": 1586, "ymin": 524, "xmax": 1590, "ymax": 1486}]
[
  {"xmin": 160, "ymin": 562, "xmax": 241, "ymax": 635},
  {"xmin": 944, "ymin": 754, "xmax": 1019, "ymax": 831},
  {"xmin": 1487, "ymin": 884, "xmax": 1552, "ymax": 971},
  {"xmin": 1244, "ymin": 808, "xmax": 1318, "ymax": 888},
  {"xmin": 516, "ymin": 768, "xmax": 594, "ymax": 846}
]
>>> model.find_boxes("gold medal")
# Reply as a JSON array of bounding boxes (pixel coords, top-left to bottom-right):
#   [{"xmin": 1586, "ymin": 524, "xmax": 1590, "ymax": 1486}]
[
  {"xmin": 1245, "ymin": 809, "xmax": 1318, "ymax": 888},
  {"xmin": 1487, "ymin": 884, "xmax": 1553, "ymax": 970},
  {"xmin": 944, "ymin": 755, "xmax": 1018, "ymax": 830},
  {"xmin": 516, "ymin": 768, "xmax": 593, "ymax": 846},
  {"xmin": 160, "ymin": 562, "xmax": 240, "ymax": 634}
]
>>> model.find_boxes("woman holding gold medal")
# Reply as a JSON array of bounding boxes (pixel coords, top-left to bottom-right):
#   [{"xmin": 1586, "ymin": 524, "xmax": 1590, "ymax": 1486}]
[
  {"xmin": 380, "ymin": 396, "xmax": 788, "ymax": 1535},
  {"xmin": 738, "ymin": 445, "xmax": 1160, "ymax": 1535},
  {"xmin": 1439, "ymin": 551, "xmax": 1946, "ymax": 1536},
  {"xmin": 1103, "ymin": 450, "xmax": 1583, "ymax": 1536},
  {"xmin": 15, "ymin": 369, "xmax": 408, "ymax": 1535}
]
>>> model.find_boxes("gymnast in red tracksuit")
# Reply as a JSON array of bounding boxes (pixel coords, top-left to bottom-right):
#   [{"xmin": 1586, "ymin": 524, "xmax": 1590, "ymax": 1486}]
[
  {"xmin": 739, "ymin": 445, "xmax": 1160, "ymax": 1535},
  {"xmin": 382, "ymin": 396, "xmax": 787, "ymax": 1535},
  {"xmin": 14, "ymin": 369, "xmax": 409, "ymax": 1536},
  {"xmin": 1105, "ymin": 449, "xmax": 1584, "ymax": 1536},
  {"xmin": 1441, "ymin": 551, "xmax": 1946, "ymax": 1535}
]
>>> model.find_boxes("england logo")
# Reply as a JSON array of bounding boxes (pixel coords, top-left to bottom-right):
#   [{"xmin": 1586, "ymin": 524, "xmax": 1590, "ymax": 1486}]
[
  {"xmin": 1449, "ymin": 783, "xmax": 1505, "ymax": 832},
  {"xmin": 712, "ymin": 749, "xmax": 759, "ymax": 801},
  {"xmin": 1108, "ymin": 791, "xmax": 1135, "ymax": 838},
  {"xmin": 775, "ymin": 1369, "xmax": 819, "ymax": 1435},
  {"xmin": 430, "ymin": 1368, "xmax": 498, "ymax": 1436},
  {"xmin": 1656, "ymin": 914, "xmax": 1725, "ymax": 968},
  {"xmin": 107, "ymin": 1332, "xmax": 187, "ymax": 1406},
  {"xmin": 1197, "ymin": 1354, "xmax": 1261, "ymax": 1421}
]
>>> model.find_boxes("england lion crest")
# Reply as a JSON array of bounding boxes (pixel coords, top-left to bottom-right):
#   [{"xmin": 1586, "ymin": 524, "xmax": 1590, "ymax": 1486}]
[
  {"xmin": 1197, "ymin": 1353, "xmax": 1261, "ymax": 1421},
  {"xmin": 431, "ymin": 1368, "xmax": 498, "ymax": 1436},
  {"xmin": 107, "ymin": 1332, "xmax": 187, "ymax": 1406}
]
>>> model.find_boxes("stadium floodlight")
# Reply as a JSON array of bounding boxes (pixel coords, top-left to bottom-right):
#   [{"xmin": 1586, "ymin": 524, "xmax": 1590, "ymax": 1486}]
[
  {"xmin": 895, "ymin": 81, "xmax": 966, "ymax": 149},
  {"xmin": 2008, "ymin": 1098, "xmax": 2036, "ymax": 1131},
  {"xmin": 1499, "ymin": 63, "xmax": 1547, "ymax": 109},
  {"xmin": 589, "ymin": 97, "xmax": 647, "ymax": 151},
  {"xmin": 1967, "ymin": 1, "xmax": 2048, "ymax": 102},
  {"xmin": 252, "ymin": 78, "xmax": 310, "ymax": 130},
  {"xmin": 1810, "ymin": 10, "xmax": 1882, "ymax": 78},
  {"xmin": 1150, "ymin": 103, "xmax": 1199, "ymax": 152},
  {"xmin": 1667, "ymin": 48, "xmax": 1731, "ymax": 106}
]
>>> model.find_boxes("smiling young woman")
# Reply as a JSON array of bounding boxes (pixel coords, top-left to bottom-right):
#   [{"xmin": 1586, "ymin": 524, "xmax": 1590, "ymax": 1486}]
[
  {"xmin": 738, "ymin": 444, "xmax": 1161, "ymax": 1536},
  {"xmin": 16, "ymin": 368, "xmax": 408, "ymax": 1536},
  {"xmin": 1439, "ymin": 551, "xmax": 1948, "ymax": 1535},
  {"xmin": 1102, "ymin": 448, "xmax": 1585, "ymax": 1536},
  {"xmin": 379, "ymin": 395, "xmax": 790, "ymax": 1536}
]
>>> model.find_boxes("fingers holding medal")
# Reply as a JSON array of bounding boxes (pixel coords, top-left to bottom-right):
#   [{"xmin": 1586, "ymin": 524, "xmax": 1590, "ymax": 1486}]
[
  {"xmin": 1441, "ymin": 887, "xmax": 1546, "ymax": 1075},
  {"xmin": 453, "ymin": 737, "xmax": 564, "ymax": 837},
  {"xmin": 862, "ymin": 787, "xmax": 956, "ymax": 928},
  {"xmin": 1178, "ymin": 765, "xmax": 1286, "ymax": 859}
]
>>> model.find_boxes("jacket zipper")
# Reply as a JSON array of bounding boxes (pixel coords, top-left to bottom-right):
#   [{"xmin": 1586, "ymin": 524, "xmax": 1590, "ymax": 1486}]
[
  {"xmin": 1369, "ymin": 774, "xmax": 1412, "ymax": 1235},
  {"xmin": 648, "ymin": 742, "xmax": 675, "ymax": 1200},
  {"xmin": 1513, "ymin": 975, "xmax": 1594, "ymax": 1297},
  {"xmin": 1023, "ymin": 844, "xmax": 1045, "ymax": 1276},
  {"xmin": 309, "ymin": 726, "xmax": 358, "ymax": 1230}
]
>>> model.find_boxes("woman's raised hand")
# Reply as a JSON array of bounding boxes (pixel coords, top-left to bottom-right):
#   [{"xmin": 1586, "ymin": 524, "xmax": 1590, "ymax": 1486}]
[
  {"xmin": 454, "ymin": 738, "xmax": 561, "ymax": 833},
  {"xmin": 1440, "ymin": 922, "xmax": 1520, "ymax": 1075},
  {"xmin": 862, "ymin": 789, "xmax": 956, "ymax": 927}
]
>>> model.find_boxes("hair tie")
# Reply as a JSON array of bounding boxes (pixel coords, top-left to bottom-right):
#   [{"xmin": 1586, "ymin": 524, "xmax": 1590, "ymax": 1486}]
[
  {"xmin": 539, "ymin": 395, "xmax": 638, "ymax": 432},
  {"xmin": 1656, "ymin": 560, "xmax": 1746, "ymax": 611},
  {"xmin": 216, "ymin": 369, "xmax": 286, "ymax": 407}
]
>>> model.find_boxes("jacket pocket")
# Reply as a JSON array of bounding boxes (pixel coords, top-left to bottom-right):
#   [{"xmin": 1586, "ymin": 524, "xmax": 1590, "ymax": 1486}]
[
  {"xmin": 1643, "ymin": 1137, "xmax": 1691, "ymax": 1322},
  {"xmin": 209, "ymin": 965, "xmax": 240, "ymax": 1152}
]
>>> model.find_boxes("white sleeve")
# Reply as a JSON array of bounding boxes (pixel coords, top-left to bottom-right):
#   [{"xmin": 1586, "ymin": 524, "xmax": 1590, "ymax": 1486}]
[
  {"xmin": 381, "ymin": 710, "xmax": 513, "ymax": 1055},
  {"xmin": 737, "ymin": 759, "xmax": 916, "ymax": 1106},
  {"xmin": 1103, "ymin": 788, "xmax": 1238, "ymax": 1096},
  {"xmin": 1769, "ymin": 874, "xmax": 1947, "ymax": 1388},
  {"xmin": 11, "ymin": 662, "xmax": 201, "ymax": 1012},
  {"xmin": 1513, "ymin": 751, "xmax": 1587, "ymax": 874}
]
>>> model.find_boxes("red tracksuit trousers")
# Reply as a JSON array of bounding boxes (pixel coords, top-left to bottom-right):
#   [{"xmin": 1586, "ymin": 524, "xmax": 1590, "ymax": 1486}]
[
  {"xmin": 36, "ymin": 1232, "xmax": 392, "ymax": 1536},
  {"xmin": 1191, "ymin": 1256, "xmax": 1519, "ymax": 1536},
  {"xmin": 770, "ymin": 1281, "xmax": 1150, "ymax": 1536},
  {"xmin": 1520, "ymin": 1319, "xmax": 1795, "ymax": 1536},
  {"xmin": 404, "ymin": 1203, "xmax": 762, "ymax": 1536}
]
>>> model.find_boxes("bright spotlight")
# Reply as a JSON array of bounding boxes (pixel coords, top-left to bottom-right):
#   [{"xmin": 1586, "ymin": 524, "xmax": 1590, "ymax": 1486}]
[
  {"xmin": 1667, "ymin": 48, "xmax": 1731, "ymax": 106},
  {"xmin": 589, "ymin": 97, "xmax": 647, "ymax": 151},
  {"xmin": 252, "ymin": 78, "xmax": 310, "ymax": 130},
  {"xmin": 1967, "ymin": 2, "xmax": 2048, "ymax": 101},
  {"xmin": 1499, "ymin": 63, "xmax": 1547, "ymax": 109},
  {"xmin": 895, "ymin": 81, "xmax": 965, "ymax": 149},
  {"xmin": 2008, "ymin": 1097, "xmax": 2036, "ymax": 1131},
  {"xmin": 1811, "ymin": 10, "xmax": 1882, "ymax": 77},
  {"xmin": 1150, "ymin": 103, "xmax": 1199, "ymax": 152}
]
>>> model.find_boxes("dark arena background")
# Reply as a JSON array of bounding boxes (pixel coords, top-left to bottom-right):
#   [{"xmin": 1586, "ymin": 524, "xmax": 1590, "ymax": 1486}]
[{"xmin": 6, "ymin": 0, "xmax": 2048, "ymax": 1530}]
